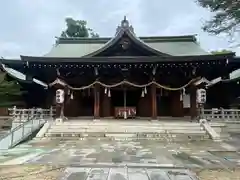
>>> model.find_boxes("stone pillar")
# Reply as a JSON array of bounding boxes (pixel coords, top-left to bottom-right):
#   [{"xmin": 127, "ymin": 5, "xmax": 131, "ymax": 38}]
[
  {"xmin": 190, "ymin": 86, "xmax": 197, "ymax": 120},
  {"xmin": 94, "ymin": 85, "xmax": 100, "ymax": 119},
  {"xmin": 151, "ymin": 84, "xmax": 157, "ymax": 119}
]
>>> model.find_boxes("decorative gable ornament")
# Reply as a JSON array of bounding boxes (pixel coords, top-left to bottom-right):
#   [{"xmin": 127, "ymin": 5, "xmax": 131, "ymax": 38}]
[{"xmin": 116, "ymin": 16, "xmax": 135, "ymax": 35}]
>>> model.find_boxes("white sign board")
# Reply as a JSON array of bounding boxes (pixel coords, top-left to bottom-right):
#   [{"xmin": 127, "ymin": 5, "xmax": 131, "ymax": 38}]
[
  {"xmin": 196, "ymin": 88, "xmax": 206, "ymax": 104},
  {"xmin": 56, "ymin": 89, "xmax": 64, "ymax": 104}
]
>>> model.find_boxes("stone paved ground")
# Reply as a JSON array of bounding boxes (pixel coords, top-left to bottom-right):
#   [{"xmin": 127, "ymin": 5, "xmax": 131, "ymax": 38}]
[
  {"xmin": 22, "ymin": 139, "xmax": 240, "ymax": 168},
  {"xmin": 1, "ymin": 138, "xmax": 240, "ymax": 179},
  {"xmin": 0, "ymin": 165, "xmax": 240, "ymax": 180}
]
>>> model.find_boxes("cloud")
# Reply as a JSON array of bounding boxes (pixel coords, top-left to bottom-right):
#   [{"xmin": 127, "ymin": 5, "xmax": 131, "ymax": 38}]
[{"xmin": 0, "ymin": 0, "xmax": 239, "ymax": 58}]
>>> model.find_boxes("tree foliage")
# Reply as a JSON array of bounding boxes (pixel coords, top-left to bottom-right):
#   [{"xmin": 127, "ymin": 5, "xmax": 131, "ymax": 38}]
[
  {"xmin": 61, "ymin": 18, "xmax": 99, "ymax": 38},
  {"xmin": 196, "ymin": 0, "xmax": 240, "ymax": 37},
  {"xmin": 211, "ymin": 49, "xmax": 234, "ymax": 54},
  {"xmin": 0, "ymin": 74, "xmax": 25, "ymax": 107}
]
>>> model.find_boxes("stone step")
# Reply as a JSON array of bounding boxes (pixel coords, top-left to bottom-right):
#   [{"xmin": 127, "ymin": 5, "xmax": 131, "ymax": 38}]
[
  {"xmin": 43, "ymin": 136, "xmax": 190, "ymax": 141},
  {"xmin": 44, "ymin": 133, "xmax": 208, "ymax": 141},
  {"xmin": 55, "ymin": 123, "xmax": 201, "ymax": 127},
  {"xmin": 48, "ymin": 128, "xmax": 204, "ymax": 133},
  {"xmin": 46, "ymin": 131, "xmax": 206, "ymax": 137},
  {"xmin": 51, "ymin": 126, "xmax": 203, "ymax": 130},
  {"xmin": 50, "ymin": 125, "xmax": 203, "ymax": 129},
  {"xmin": 48, "ymin": 126, "xmax": 205, "ymax": 133}
]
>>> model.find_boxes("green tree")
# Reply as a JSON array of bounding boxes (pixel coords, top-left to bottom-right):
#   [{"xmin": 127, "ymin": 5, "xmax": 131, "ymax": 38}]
[
  {"xmin": 61, "ymin": 18, "xmax": 99, "ymax": 38},
  {"xmin": 196, "ymin": 0, "xmax": 240, "ymax": 37},
  {"xmin": 211, "ymin": 49, "xmax": 234, "ymax": 54},
  {"xmin": 0, "ymin": 74, "xmax": 25, "ymax": 107}
]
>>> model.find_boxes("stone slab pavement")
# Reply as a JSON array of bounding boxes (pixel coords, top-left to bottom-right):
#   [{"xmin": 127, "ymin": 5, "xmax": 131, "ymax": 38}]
[
  {"xmin": 60, "ymin": 167, "xmax": 197, "ymax": 180},
  {"xmin": 1, "ymin": 138, "xmax": 240, "ymax": 179},
  {"xmin": 0, "ymin": 139, "xmax": 239, "ymax": 168}
]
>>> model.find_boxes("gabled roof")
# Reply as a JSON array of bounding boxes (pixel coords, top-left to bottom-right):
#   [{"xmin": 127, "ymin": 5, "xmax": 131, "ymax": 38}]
[
  {"xmin": 81, "ymin": 18, "xmax": 170, "ymax": 57},
  {"xmin": 43, "ymin": 17, "xmax": 209, "ymax": 58}
]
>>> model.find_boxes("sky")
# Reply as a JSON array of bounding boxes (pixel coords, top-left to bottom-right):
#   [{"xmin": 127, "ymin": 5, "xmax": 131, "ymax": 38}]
[{"xmin": 0, "ymin": 0, "xmax": 239, "ymax": 58}]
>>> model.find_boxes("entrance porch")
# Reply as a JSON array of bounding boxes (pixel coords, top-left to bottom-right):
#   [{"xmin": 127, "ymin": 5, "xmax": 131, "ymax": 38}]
[{"xmin": 63, "ymin": 84, "xmax": 198, "ymax": 119}]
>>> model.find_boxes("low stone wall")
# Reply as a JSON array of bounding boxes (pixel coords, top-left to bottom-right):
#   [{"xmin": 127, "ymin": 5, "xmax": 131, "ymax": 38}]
[
  {"xmin": 0, "ymin": 108, "xmax": 9, "ymax": 116},
  {"xmin": 209, "ymin": 123, "xmax": 230, "ymax": 139},
  {"xmin": 225, "ymin": 121, "xmax": 240, "ymax": 133},
  {"xmin": 0, "ymin": 116, "xmax": 12, "ymax": 130}
]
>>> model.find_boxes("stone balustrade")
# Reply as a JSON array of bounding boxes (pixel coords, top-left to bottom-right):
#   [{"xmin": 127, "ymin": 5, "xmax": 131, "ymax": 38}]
[
  {"xmin": 8, "ymin": 106, "xmax": 56, "ymax": 122},
  {"xmin": 199, "ymin": 108, "xmax": 240, "ymax": 121}
]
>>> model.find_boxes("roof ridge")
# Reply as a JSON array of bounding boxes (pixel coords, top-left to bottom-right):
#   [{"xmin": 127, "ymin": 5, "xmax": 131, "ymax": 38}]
[{"xmin": 57, "ymin": 35, "xmax": 197, "ymax": 44}]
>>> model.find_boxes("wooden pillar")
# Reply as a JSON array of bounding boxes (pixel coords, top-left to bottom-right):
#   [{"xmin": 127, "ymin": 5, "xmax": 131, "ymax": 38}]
[
  {"xmin": 151, "ymin": 84, "xmax": 157, "ymax": 119},
  {"xmin": 190, "ymin": 86, "xmax": 197, "ymax": 120},
  {"xmin": 94, "ymin": 85, "xmax": 100, "ymax": 119},
  {"xmin": 101, "ymin": 89, "xmax": 111, "ymax": 117}
]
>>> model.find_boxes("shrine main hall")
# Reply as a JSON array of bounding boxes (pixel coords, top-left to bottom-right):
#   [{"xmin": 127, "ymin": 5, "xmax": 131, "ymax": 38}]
[{"xmin": 1, "ymin": 17, "xmax": 240, "ymax": 119}]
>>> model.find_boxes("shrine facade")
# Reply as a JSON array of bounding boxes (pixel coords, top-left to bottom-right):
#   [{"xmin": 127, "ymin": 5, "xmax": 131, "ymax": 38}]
[{"xmin": 1, "ymin": 17, "xmax": 239, "ymax": 119}]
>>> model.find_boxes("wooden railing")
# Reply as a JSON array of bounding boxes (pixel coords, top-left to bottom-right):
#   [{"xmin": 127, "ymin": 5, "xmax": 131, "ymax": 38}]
[
  {"xmin": 199, "ymin": 108, "xmax": 240, "ymax": 121},
  {"xmin": 8, "ymin": 106, "xmax": 56, "ymax": 122}
]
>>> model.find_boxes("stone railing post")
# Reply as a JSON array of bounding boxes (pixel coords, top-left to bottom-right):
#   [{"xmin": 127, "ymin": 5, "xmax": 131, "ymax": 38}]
[
  {"xmin": 50, "ymin": 106, "xmax": 53, "ymax": 118},
  {"xmin": 31, "ymin": 108, "xmax": 35, "ymax": 119},
  {"xmin": 20, "ymin": 109, "xmax": 24, "ymax": 122},
  {"xmin": 211, "ymin": 109, "xmax": 214, "ymax": 120},
  {"xmin": 39, "ymin": 108, "xmax": 43, "ymax": 119},
  {"xmin": 220, "ymin": 108, "xmax": 224, "ymax": 121},
  {"xmin": 12, "ymin": 106, "xmax": 16, "ymax": 117}
]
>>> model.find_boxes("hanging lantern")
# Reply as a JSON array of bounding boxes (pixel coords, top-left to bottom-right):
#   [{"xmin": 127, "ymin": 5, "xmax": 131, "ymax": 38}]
[
  {"xmin": 141, "ymin": 89, "xmax": 145, "ymax": 97},
  {"xmin": 70, "ymin": 92, "xmax": 74, "ymax": 100},
  {"xmin": 144, "ymin": 86, "xmax": 147, "ymax": 94},
  {"xmin": 104, "ymin": 88, "xmax": 107, "ymax": 94},
  {"xmin": 108, "ymin": 89, "xmax": 111, "ymax": 97},
  {"xmin": 160, "ymin": 88, "xmax": 163, "ymax": 96},
  {"xmin": 68, "ymin": 89, "xmax": 70, "ymax": 95}
]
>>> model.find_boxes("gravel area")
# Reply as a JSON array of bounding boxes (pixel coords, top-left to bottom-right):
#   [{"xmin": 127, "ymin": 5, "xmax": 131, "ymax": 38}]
[
  {"xmin": 0, "ymin": 165, "xmax": 64, "ymax": 180},
  {"xmin": 196, "ymin": 169, "xmax": 240, "ymax": 180}
]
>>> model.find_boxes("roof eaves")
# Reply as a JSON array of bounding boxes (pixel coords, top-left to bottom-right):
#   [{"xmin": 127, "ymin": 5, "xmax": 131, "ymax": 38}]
[
  {"xmin": 21, "ymin": 54, "xmax": 231, "ymax": 63},
  {"xmin": 1, "ymin": 63, "xmax": 48, "ymax": 88}
]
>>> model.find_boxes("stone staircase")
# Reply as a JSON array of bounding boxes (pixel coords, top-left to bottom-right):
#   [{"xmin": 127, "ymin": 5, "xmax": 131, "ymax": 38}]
[
  {"xmin": 43, "ymin": 120, "xmax": 209, "ymax": 141},
  {"xmin": 0, "ymin": 130, "xmax": 8, "ymax": 138}
]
